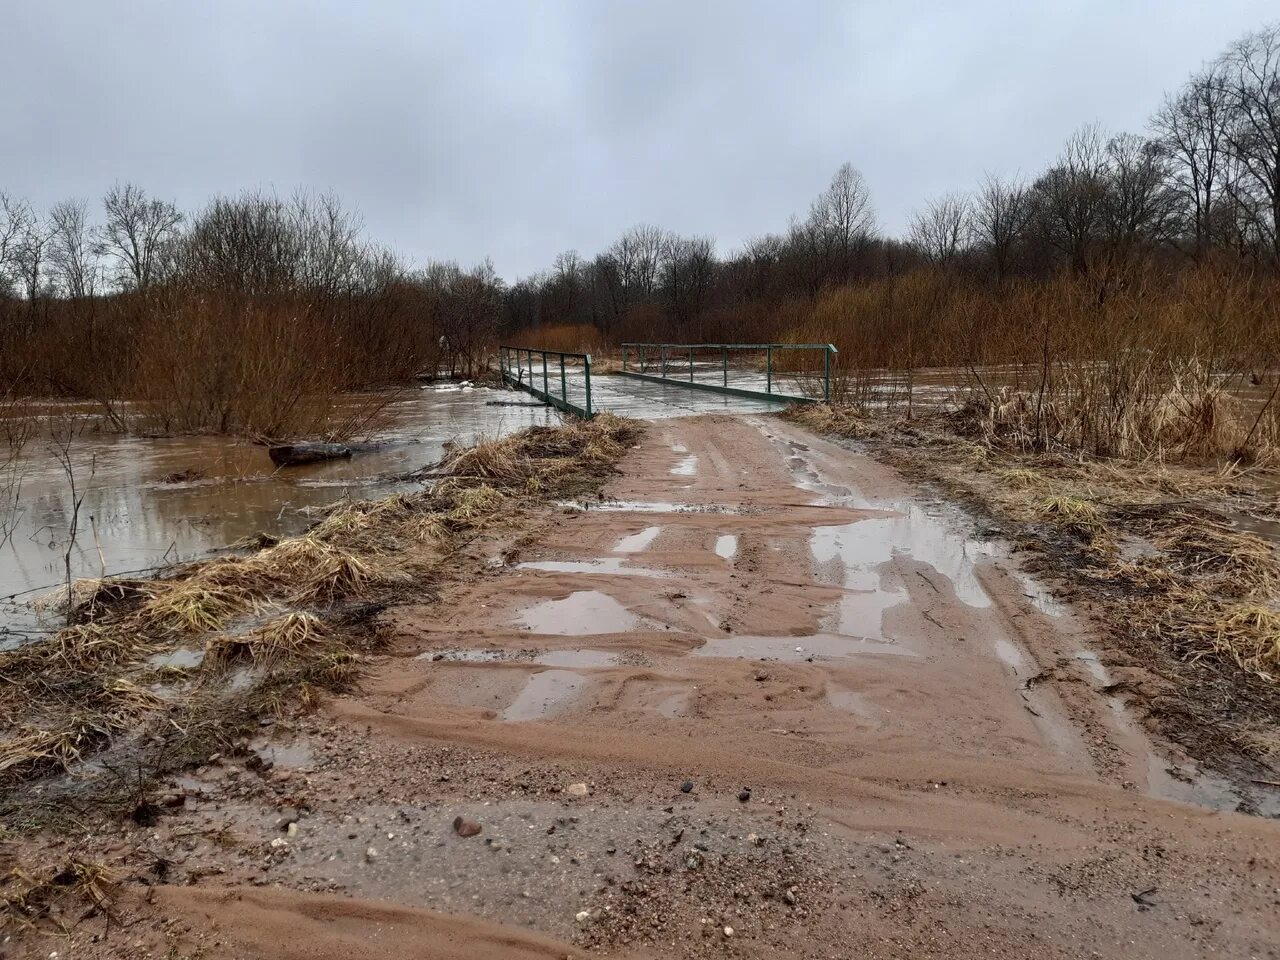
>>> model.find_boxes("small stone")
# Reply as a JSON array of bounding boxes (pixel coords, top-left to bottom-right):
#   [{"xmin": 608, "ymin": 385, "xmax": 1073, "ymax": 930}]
[
  {"xmin": 738, "ymin": 788, "xmax": 752, "ymax": 802},
  {"xmin": 723, "ymin": 926, "xmax": 734, "ymax": 937},
  {"xmin": 753, "ymin": 670, "xmax": 769, "ymax": 682},
  {"xmin": 365, "ymin": 847, "xmax": 378, "ymax": 861},
  {"xmin": 565, "ymin": 782, "xmax": 589, "ymax": 797},
  {"xmin": 453, "ymin": 815, "xmax": 483, "ymax": 837},
  {"xmin": 783, "ymin": 887, "xmax": 797, "ymax": 905},
  {"xmin": 269, "ymin": 837, "xmax": 288, "ymax": 849},
  {"xmin": 286, "ymin": 822, "xmax": 299, "ymax": 838},
  {"xmin": 680, "ymin": 780, "xmax": 694, "ymax": 794},
  {"xmin": 159, "ymin": 793, "xmax": 186, "ymax": 809},
  {"xmin": 576, "ymin": 910, "xmax": 592, "ymax": 923}
]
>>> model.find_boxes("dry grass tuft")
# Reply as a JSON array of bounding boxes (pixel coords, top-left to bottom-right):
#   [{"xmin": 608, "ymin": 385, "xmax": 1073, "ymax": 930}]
[
  {"xmin": 997, "ymin": 467, "xmax": 1049, "ymax": 489},
  {"xmin": 436, "ymin": 413, "xmax": 641, "ymax": 497},
  {"xmin": 207, "ymin": 612, "xmax": 330, "ymax": 671},
  {"xmin": 783, "ymin": 404, "xmax": 865, "ymax": 439},
  {"xmin": 1209, "ymin": 607, "xmax": 1280, "ymax": 680},
  {"xmin": 1, "ymin": 859, "xmax": 118, "ymax": 931},
  {"xmin": 0, "ymin": 716, "xmax": 115, "ymax": 777},
  {"xmin": 1037, "ymin": 495, "xmax": 1106, "ymax": 535},
  {"xmin": 140, "ymin": 577, "xmax": 256, "ymax": 634}
]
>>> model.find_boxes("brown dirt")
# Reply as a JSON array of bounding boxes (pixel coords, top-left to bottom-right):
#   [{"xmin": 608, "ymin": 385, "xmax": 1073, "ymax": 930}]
[{"xmin": 6, "ymin": 413, "xmax": 1279, "ymax": 959}]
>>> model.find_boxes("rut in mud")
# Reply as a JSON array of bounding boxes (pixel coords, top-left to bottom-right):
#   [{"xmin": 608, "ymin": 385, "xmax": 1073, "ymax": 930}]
[{"xmin": 21, "ymin": 412, "xmax": 1279, "ymax": 960}]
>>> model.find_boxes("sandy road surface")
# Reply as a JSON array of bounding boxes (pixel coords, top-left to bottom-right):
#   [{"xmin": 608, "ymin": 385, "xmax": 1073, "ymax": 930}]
[{"xmin": 133, "ymin": 414, "xmax": 1277, "ymax": 960}]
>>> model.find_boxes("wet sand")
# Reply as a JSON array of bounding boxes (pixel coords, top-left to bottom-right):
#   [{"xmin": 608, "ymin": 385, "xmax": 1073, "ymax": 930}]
[{"xmin": 71, "ymin": 413, "xmax": 1278, "ymax": 959}]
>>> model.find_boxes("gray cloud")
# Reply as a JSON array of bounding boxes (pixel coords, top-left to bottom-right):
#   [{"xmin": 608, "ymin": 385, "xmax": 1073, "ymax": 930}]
[{"xmin": 5, "ymin": 0, "xmax": 1275, "ymax": 278}]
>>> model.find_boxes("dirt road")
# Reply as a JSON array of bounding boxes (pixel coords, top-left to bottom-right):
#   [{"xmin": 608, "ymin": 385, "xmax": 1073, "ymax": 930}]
[{"xmin": 135, "ymin": 414, "xmax": 1277, "ymax": 959}]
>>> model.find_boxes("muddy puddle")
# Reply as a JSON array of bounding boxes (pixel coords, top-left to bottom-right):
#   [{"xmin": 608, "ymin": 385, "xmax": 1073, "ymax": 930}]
[
  {"xmin": 501, "ymin": 669, "xmax": 588, "ymax": 721},
  {"xmin": 515, "ymin": 558, "xmax": 672, "ymax": 578},
  {"xmin": 615, "ymin": 526, "xmax": 662, "ymax": 553},
  {"xmin": 671, "ymin": 455, "xmax": 698, "ymax": 476},
  {"xmin": 515, "ymin": 591, "xmax": 642, "ymax": 635}
]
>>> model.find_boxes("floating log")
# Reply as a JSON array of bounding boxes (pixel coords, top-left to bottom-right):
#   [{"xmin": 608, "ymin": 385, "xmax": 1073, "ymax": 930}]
[{"xmin": 268, "ymin": 442, "xmax": 354, "ymax": 467}]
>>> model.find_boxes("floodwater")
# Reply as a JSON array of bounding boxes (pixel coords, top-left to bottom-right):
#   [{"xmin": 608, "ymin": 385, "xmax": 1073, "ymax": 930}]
[
  {"xmin": 0, "ymin": 376, "xmax": 786, "ymax": 637},
  {"xmin": 0, "ymin": 386, "xmax": 554, "ymax": 637}
]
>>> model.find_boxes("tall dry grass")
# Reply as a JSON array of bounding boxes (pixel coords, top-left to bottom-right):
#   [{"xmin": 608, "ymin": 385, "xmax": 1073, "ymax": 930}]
[
  {"xmin": 786, "ymin": 262, "xmax": 1280, "ymax": 463},
  {"xmin": 505, "ymin": 323, "xmax": 608, "ymax": 356}
]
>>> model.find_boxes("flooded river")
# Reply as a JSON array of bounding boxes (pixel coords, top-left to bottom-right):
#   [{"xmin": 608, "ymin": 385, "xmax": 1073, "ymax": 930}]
[{"xmin": 0, "ymin": 379, "xmax": 785, "ymax": 638}]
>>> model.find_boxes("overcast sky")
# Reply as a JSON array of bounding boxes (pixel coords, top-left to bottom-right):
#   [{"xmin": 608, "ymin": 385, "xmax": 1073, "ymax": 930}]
[{"xmin": 5, "ymin": 1, "xmax": 1276, "ymax": 279}]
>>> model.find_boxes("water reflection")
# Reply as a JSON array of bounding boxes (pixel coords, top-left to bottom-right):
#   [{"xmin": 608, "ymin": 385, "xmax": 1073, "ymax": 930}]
[{"xmin": 1, "ymin": 386, "xmax": 555, "ymax": 629}]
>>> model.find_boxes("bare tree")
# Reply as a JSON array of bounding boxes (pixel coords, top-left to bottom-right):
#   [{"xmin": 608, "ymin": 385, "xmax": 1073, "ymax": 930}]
[
  {"xmin": 1031, "ymin": 124, "xmax": 1111, "ymax": 271},
  {"xmin": 970, "ymin": 174, "xmax": 1031, "ymax": 281},
  {"xmin": 909, "ymin": 193, "xmax": 970, "ymax": 264},
  {"xmin": 802, "ymin": 163, "xmax": 876, "ymax": 288},
  {"xmin": 1152, "ymin": 65, "xmax": 1231, "ymax": 256},
  {"xmin": 179, "ymin": 191, "xmax": 303, "ymax": 295},
  {"xmin": 97, "ymin": 182, "xmax": 184, "ymax": 291},
  {"xmin": 0, "ymin": 194, "xmax": 32, "ymax": 299},
  {"xmin": 661, "ymin": 235, "xmax": 716, "ymax": 326},
  {"xmin": 1218, "ymin": 23, "xmax": 1280, "ymax": 258},
  {"xmin": 13, "ymin": 211, "xmax": 53, "ymax": 303},
  {"xmin": 1102, "ymin": 133, "xmax": 1177, "ymax": 252},
  {"xmin": 607, "ymin": 224, "xmax": 667, "ymax": 304},
  {"xmin": 48, "ymin": 199, "xmax": 99, "ymax": 299}
]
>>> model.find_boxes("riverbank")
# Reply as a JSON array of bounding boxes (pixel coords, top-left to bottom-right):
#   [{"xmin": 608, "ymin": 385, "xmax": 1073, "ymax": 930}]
[{"xmin": 2, "ymin": 410, "xmax": 1277, "ymax": 959}]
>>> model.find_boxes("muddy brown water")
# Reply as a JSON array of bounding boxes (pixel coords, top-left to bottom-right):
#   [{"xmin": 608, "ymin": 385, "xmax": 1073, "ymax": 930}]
[{"xmin": 0, "ymin": 380, "xmax": 788, "ymax": 639}]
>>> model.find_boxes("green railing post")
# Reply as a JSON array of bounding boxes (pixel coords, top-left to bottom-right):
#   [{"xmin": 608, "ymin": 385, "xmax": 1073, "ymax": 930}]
[
  {"xmin": 823, "ymin": 345, "xmax": 831, "ymax": 402},
  {"xmin": 767, "ymin": 346, "xmax": 773, "ymax": 394},
  {"xmin": 689, "ymin": 346, "xmax": 694, "ymax": 382},
  {"xmin": 584, "ymin": 354, "xmax": 593, "ymax": 417},
  {"xmin": 560, "ymin": 354, "xmax": 567, "ymax": 406},
  {"xmin": 660, "ymin": 345, "xmax": 667, "ymax": 379},
  {"xmin": 722, "ymin": 346, "xmax": 727, "ymax": 388},
  {"xmin": 542, "ymin": 351, "xmax": 549, "ymax": 398}
]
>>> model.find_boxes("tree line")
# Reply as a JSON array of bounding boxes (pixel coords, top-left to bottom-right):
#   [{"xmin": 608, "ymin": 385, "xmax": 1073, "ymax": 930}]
[
  {"xmin": 503, "ymin": 23, "xmax": 1280, "ymax": 342},
  {"xmin": 0, "ymin": 22, "xmax": 1276, "ymax": 434}
]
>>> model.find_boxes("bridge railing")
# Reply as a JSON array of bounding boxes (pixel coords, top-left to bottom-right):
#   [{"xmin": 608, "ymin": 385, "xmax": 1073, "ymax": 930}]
[
  {"xmin": 619, "ymin": 343, "xmax": 837, "ymax": 403},
  {"xmin": 498, "ymin": 346, "xmax": 594, "ymax": 418}
]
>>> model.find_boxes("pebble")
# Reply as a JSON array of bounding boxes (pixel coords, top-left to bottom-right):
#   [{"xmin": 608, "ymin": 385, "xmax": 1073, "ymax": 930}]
[
  {"xmin": 723, "ymin": 926, "xmax": 735, "ymax": 937},
  {"xmin": 453, "ymin": 815, "xmax": 483, "ymax": 837},
  {"xmin": 576, "ymin": 910, "xmax": 592, "ymax": 923},
  {"xmin": 680, "ymin": 780, "xmax": 695, "ymax": 794},
  {"xmin": 365, "ymin": 847, "xmax": 378, "ymax": 861},
  {"xmin": 286, "ymin": 822, "xmax": 299, "ymax": 838},
  {"xmin": 565, "ymin": 782, "xmax": 590, "ymax": 797},
  {"xmin": 738, "ymin": 788, "xmax": 752, "ymax": 802}
]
